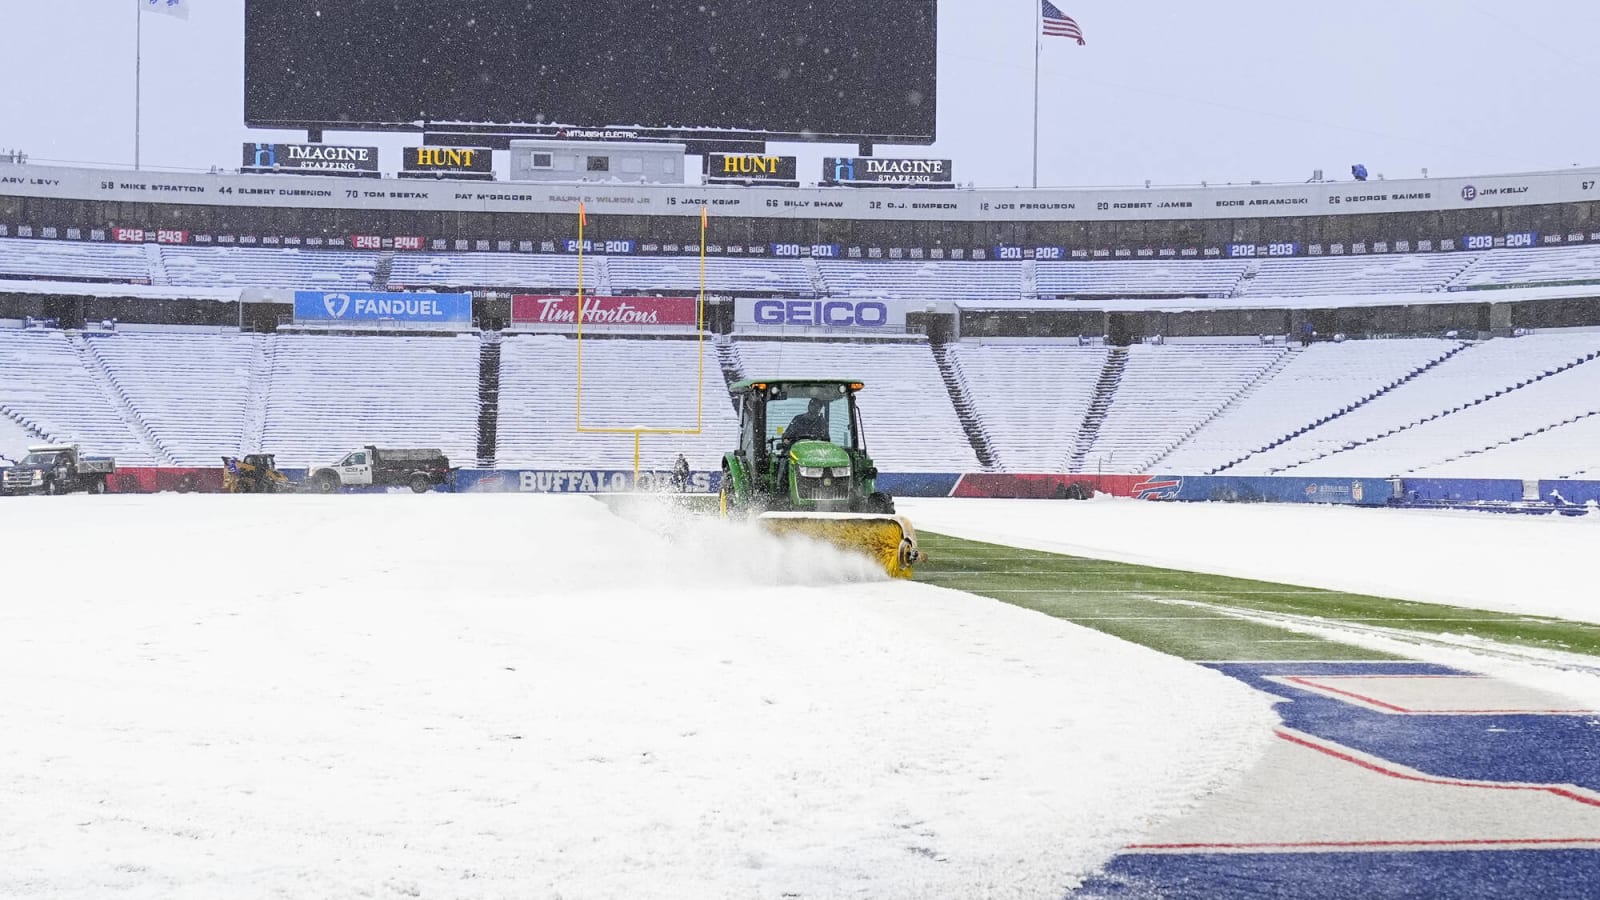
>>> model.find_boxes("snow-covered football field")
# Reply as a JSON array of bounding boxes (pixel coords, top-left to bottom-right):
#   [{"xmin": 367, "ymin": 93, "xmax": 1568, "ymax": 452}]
[{"xmin": 0, "ymin": 494, "xmax": 1275, "ymax": 900}]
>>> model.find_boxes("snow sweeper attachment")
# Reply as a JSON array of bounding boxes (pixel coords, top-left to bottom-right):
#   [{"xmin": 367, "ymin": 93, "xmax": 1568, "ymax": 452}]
[{"xmin": 719, "ymin": 378, "xmax": 923, "ymax": 579}]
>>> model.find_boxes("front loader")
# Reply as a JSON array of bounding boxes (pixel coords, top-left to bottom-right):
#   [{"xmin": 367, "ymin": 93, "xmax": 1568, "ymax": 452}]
[
  {"xmin": 222, "ymin": 454, "xmax": 289, "ymax": 493},
  {"xmin": 720, "ymin": 378, "xmax": 922, "ymax": 578}
]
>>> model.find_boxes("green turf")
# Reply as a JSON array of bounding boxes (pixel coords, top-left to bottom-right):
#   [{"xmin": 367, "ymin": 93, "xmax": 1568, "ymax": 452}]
[{"xmin": 917, "ymin": 531, "xmax": 1600, "ymax": 662}]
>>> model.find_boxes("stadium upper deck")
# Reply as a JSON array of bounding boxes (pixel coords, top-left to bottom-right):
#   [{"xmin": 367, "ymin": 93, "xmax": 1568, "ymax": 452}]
[{"xmin": 4, "ymin": 161, "xmax": 1600, "ymax": 263}]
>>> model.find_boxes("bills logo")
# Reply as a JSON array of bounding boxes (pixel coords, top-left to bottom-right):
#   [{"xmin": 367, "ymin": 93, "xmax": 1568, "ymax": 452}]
[{"xmin": 1132, "ymin": 477, "xmax": 1182, "ymax": 500}]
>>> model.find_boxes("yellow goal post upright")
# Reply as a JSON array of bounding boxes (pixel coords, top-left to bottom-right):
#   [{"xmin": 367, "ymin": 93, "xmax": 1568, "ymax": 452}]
[{"xmin": 574, "ymin": 202, "xmax": 709, "ymax": 485}]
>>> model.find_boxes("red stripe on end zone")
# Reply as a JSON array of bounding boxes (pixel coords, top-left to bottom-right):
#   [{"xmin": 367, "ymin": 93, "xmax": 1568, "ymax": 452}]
[
  {"xmin": 1282, "ymin": 676, "xmax": 1413, "ymax": 712},
  {"xmin": 1278, "ymin": 729, "xmax": 1600, "ymax": 809}
]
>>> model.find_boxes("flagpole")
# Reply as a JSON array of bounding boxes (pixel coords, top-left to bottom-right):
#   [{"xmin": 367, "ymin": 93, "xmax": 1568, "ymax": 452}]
[
  {"xmin": 1032, "ymin": 3, "xmax": 1041, "ymax": 189},
  {"xmin": 135, "ymin": 0, "xmax": 142, "ymax": 170}
]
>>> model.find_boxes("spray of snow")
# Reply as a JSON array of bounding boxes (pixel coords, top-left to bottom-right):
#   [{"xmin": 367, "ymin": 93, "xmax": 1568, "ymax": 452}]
[{"xmin": 600, "ymin": 491, "xmax": 891, "ymax": 586}]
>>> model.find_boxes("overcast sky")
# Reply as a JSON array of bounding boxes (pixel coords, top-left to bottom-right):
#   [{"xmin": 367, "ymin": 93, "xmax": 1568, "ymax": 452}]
[{"xmin": 3, "ymin": 1, "xmax": 1598, "ymax": 188}]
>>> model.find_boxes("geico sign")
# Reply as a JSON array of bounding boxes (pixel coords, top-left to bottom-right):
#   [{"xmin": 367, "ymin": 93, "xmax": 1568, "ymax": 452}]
[{"xmin": 753, "ymin": 299, "xmax": 889, "ymax": 327}]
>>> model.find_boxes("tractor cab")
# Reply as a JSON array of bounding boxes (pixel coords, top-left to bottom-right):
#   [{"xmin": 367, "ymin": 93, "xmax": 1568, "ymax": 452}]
[{"xmin": 723, "ymin": 378, "xmax": 892, "ymax": 513}]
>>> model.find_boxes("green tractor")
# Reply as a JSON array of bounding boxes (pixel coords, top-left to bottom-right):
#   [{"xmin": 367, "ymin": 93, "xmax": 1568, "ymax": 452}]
[{"xmin": 720, "ymin": 378, "xmax": 922, "ymax": 577}]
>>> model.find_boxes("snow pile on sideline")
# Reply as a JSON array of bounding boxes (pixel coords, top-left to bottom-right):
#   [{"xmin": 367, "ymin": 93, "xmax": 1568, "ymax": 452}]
[
  {"xmin": 900, "ymin": 497, "xmax": 1600, "ymax": 624},
  {"xmin": 0, "ymin": 494, "xmax": 1274, "ymax": 900}
]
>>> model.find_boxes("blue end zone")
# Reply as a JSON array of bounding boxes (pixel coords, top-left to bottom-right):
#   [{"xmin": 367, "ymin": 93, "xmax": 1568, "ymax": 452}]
[
  {"xmin": 1074, "ymin": 849, "xmax": 1600, "ymax": 899},
  {"xmin": 1069, "ymin": 661, "xmax": 1600, "ymax": 898}
]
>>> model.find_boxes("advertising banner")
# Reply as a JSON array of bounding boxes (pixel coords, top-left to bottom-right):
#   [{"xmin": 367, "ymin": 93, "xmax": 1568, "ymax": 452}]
[
  {"xmin": 705, "ymin": 153, "xmax": 799, "ymax": 186},
  {"xmin": 822, "ymin": 157, "xmax": 953, "ymax": 186},
  {"xmin": 242, "ymin": 142, "xmax": 379, "ymax": 176},
  {"xmin": 950, "ymin": 473, "xmax": 1154, "ymax": 499},
  {"xmin": 107, "ymin": 467, "xmax": 225, "ymax": 494},
  {"xmin": 1158, "ymin": 475, "xmax": 1393, "ymax": 506},
  {"xmin": 510, "ymin": 295, "xmax": 699, "ymax": 328},
  {"xmin": 293, "ymin": 290, "xmax": 472, "ymax": 326},
  {"xmin": 402, "ymin": 146, "xmax": 493, "ymax": 179},
  {"xmin": 455, "ymin": 469, "xmax": 718, "ymax": 494},
  {"xmin": 734, "ymin": 298, "xmax": 908, "ymax": 330}
]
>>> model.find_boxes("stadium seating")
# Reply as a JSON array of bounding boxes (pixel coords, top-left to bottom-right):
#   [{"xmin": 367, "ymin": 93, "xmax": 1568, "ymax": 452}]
[
  {"xmin": 1159, "ymin": 339, "xmax": 1464, "ymax": 474},
  {"xmin": 1238, "ymin": 332, "xmax": 1600, "ymax": 474},
  {"xmin": 0, "ymin": 329, "xmax": 157, "ymax": 464},
  {"xmin": 11, "ymin": 316, "xmax": 1600, "ymax": 484},
  {"xmin": 160, "ymin": 246, "xmax": 380, "ymax": 290},
  {"xmin": 733, "ymin": 339, "xmax": 981, "ymax": 472},
  {"xmin": 0, "ymin": 237, "xmax": 152, "ymax": 283},
  {"xmin": 85, "ymin": 331, "xmax": 256, "ymax": 466},
  {"xmin": 1413, "ymin": 413, "xmax": 1600, "ymax": 479},
  {"xmin": 16, "ymin": 239, "xmax": 1600, "ymax": 303},
  {"xmin": 1448, "ymin": 245, "xmax": 1600, "ymax": 291},
  {"xmin": 816, "ymin": 260, "xmax": 1024, "ymax": 301},
  {"xmin": 1035, "ymin": 259, "xmax": 1247, "ymax": 298},
  {"xmin": 1083, "ymin": 343, "xmax": 1290, "ymax": 473},
  {"xmin": 1237, "ymin": 254, "xmax": 1473, "ymax": 297},
  {"xmin": 1289, "ymin": 349, "xmax": 1600, "ymax": 477},
  {"xmin": 0, "ymin": 409, "xmax": 35, "ymax": 461},
  {"xmin": 495, "ymin": 335, "xmax": 736, "ymax": 471},
  {"xmin": 607, "ymin": 256, "xmax": 815, "ymax": 296},
  {"xmin": 259, "ymin": 333, "xmax": 481, "ymax": 468},
  {"xmin": 945, "ymin": 341, "xmax": 1107, "ymax": 471},
  {"xmin": 389, "ymin": 252, "xmax": 586, "ymax": 291}
]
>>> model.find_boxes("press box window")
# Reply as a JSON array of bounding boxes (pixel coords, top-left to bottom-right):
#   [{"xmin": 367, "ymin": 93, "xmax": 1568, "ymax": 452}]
[
  {"xmin": 586, "ymin": 156, "xmax": 610, "ymax": 172},
  {"xmin": 530, "ymin": 152, "xmax": 552, "ymax": 169}
]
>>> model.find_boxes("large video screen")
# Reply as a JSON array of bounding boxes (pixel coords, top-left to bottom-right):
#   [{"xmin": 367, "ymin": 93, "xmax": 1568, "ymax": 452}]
[{"xmin": 244, "ymin": 1, "xmax": 937, "ymax": 145}]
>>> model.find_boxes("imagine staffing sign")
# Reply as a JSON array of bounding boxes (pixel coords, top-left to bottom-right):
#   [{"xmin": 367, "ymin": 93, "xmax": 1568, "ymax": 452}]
[
  {"xmin": 822, "ymin": 157, "xmax": 953, "ymax": 186},
  {"xmin": 242, "ymin": 142, "xmax": 380, "ymax": 175}
]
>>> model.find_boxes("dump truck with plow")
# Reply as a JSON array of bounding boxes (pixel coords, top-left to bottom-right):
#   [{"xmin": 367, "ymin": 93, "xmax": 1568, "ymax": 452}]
[
  {"xmin": 1, "ymin": 444, "xmax": 114, "ymax": 495},
  {"xmin": 307, "ymin": 446, "xmax": 453, "ymax": 493},
  {"xmin": 719, "ymin": 378, "xmax": 921, "ymax": 578}
]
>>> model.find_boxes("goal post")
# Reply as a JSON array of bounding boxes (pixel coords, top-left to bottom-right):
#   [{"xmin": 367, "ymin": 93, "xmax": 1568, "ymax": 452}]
[{"xmin": 574, "ymin": 202, "xmax": 710, "ymax": 483}]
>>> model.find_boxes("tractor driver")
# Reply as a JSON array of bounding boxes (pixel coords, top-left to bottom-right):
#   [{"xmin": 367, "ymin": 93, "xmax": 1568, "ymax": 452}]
[
  {"xmin": 777, "ymin": 396, "xmax": 830, "ymax": 489},
  {"xmin": 784, "ymin": 396, "xmax": 830, "ymax": 444}
]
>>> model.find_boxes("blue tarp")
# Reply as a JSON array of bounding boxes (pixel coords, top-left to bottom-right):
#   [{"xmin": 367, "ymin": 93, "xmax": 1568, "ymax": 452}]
[
  {"xmin": 1539, "ymin": 480, "xmax": 1600, "ymax": 506},
  {"xmin": 1402, "ymin": 478, "xmax": 1523, "ymax": 503},
  {"xmin": 876, "ymin": 473, "xmax": 961, "ymax": 497}
]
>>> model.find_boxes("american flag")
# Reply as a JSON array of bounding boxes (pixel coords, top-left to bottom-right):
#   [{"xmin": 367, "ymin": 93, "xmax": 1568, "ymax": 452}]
[{"xmin": 1042, "ymin": 1, "xmax": 1084, "ymax": 44}]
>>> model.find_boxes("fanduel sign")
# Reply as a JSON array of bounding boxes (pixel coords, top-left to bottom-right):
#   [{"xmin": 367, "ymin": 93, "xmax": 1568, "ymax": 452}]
[
  {"xmin": 243, "ymin": 142, "xmax": 379, "ymax": 175},
  {"xmin": 823, "ymin": 157, "xmax": 952, "ymax": 186},
  {"xmin": 510, "ymin": 295, "xmax": 699, "ymax": 329},
  {"xmin": 293, "ymin": 290, "xmax": 472, "ymax": 325},
  {"xmin": 735, "ymin": 298, "xmax": 907, "ymax": 329}
]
